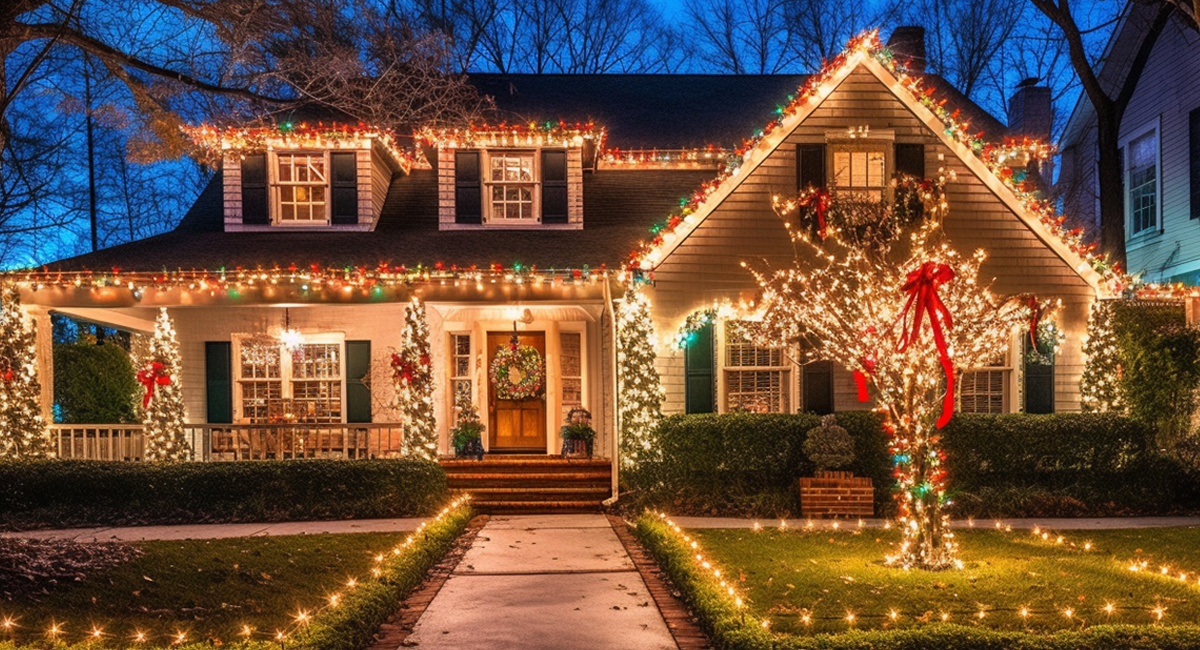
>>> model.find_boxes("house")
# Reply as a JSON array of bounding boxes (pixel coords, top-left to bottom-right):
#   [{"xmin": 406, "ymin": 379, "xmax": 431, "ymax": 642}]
[
  {"xmin": 3, "ymin": 29, "xmax": 1113, "ymax": 507},
  {"xmin": 1058, "ymin": 1, "xmax": 1200, "ymax": 284}
]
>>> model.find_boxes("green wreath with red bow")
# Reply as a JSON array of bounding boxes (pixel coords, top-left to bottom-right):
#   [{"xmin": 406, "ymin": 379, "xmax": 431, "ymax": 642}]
[{"xmin": 490, "ymin": 341, "xmax": 545, "ymax": 400}]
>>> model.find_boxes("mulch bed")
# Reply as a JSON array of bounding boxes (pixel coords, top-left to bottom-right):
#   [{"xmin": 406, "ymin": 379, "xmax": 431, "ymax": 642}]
[{"xmin": 0, "ymin": 537, "xmax": 141, "ymax": 602}]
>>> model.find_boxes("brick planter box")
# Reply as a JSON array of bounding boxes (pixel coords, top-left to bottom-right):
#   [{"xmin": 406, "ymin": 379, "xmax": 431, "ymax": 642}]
[{"xmin": 798, "ymin": 471, "xmax": 874, "ymax": 517}]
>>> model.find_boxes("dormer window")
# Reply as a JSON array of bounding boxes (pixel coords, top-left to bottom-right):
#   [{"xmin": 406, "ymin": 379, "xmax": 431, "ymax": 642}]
[
  {"xmin": 276, "ymin": 153, "xmax": 329, "ymax": 223},
  {"xmin": 487, "ymin": 152, "xmax": 537, "ymax": 222},
  {"xmin": 831, "ymin": 146, "xmax": 886, "ymax": 202}
]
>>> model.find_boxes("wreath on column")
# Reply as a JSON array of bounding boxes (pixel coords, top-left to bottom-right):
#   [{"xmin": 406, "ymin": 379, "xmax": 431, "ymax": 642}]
[{"xmin": 490, "ymin": 335, "xmax": 545, "ymax": 400}]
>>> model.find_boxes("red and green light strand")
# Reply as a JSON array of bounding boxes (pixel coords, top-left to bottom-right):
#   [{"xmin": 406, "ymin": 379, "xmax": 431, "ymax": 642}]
[{"xmin": 181, "ymin": 122, "xmax": 419, "ymax": 173}]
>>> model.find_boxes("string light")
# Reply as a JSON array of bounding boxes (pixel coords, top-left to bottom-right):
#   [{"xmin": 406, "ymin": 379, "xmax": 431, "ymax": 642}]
[
  {"xmin": 416, "ymin": 121, "xmax": 603, "ymax": 151},
  {"xmin": 182, "ymin": 122, "xmax": 419, "ymax": 173}
]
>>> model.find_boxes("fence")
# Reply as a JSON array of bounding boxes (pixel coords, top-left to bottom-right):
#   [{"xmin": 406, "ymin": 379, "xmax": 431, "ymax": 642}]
[{"xmin": 51, "ymin": 423, "xmax": 406, "ymax": 461}]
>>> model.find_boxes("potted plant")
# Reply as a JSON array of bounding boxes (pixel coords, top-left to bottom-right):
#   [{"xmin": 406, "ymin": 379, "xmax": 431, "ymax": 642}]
[
  {"xmin": 798, "ymin": 415, "xmax": 873, "ymax": 517},
  {"xmin": 451, "ymin": 393, "xmax": 485, "ymax": 461},
  {"xmin": 560, "ymin": 407, "xmax": 595, "ymax": 459}
]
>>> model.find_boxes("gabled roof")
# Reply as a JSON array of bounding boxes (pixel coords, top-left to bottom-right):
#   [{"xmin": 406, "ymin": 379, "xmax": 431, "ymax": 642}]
[{"xmin": 633, "ymin": 33, "xmax": 1111, "ymax": 295}]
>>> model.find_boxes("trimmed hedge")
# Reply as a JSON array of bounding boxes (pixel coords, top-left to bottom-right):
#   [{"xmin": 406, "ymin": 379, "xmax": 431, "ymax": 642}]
[
  {"xmin": 0, "ymin": 459, "xmax": 448, "ymax": 531},
  {"xmin": 624, "ymin": 412, "xmax": 1200, "ymax": 518},
  {"xmin": 624, "ymin": 412, "xmax": 893, "ymax": 517},
  {"xmin": 633, "ymin": 513, "xmax": 1200, "ymax": 650},
  {"xmin": 53, "ymin": 341, "xmax": 140, "ymax": 424}
]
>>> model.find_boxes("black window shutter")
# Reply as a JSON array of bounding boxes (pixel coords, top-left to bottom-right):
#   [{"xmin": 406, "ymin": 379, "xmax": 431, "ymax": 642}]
[
  {"xmin": 241, "ymin": 154, "xmax": 269, "ymax": 225},
  {"xmin": 802, "ymin": 361, "xmax": 833, "ymax": 415},
  {"xmin": 346, "ymin": 340, "xmax": 372, "ymax": 423},
  {"xmin": 684, "ymin": 323, "xmax": 716, "ymax": 414},
  {"xmin": 1024, "ymin": 337, "xmax": 1055, "ymax": 414},
  {"xmin": 1190, "ymin": 107, "xmax": 1200, "ymax": 219},
  {"xmin": 895, "ymin": 143, "xmax": 925, "ymax": 179},
  {"xmin": 331, "ymin": 152, "xmax": 359, "ymax": 225},
  {"xmin": 204, "ymin": 342, "xmax": 233, "ymax": 423},
  {"xmin": 542, "ymin": 150, "xmax": 569, "ymax": 224},
  {"xmin": 455, "ymin": 151, "xmax": 482, "ymax": 224},
  {"xmin": 797, "ymin": 144, "xmax": 826, "ymax": 191}
]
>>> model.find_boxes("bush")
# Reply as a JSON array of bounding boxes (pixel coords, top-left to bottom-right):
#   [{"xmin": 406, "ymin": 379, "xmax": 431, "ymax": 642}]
[
  {"xmin": 1111, "ymin": 301, "xmax": 1200, "ymax": 445},
  {"xmin": 623, "ymin": 412, "xmax": 892, "ymax": 517},
  {"xmin": 624, "ymin": 412, "xmax": 1200, "ymax": 518},
  {"xmin": 53, "ymin": 341, "xmax": 140, "ymax": 424},
  {"xmin": 0, "ymin": 459, "xmax": 448, "ymax": 531}
]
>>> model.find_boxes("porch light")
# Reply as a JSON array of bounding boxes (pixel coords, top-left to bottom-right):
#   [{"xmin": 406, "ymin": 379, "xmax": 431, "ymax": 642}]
[{"xmin": 280, "ymin": 307, "xmax": 304, "ymax": 352}]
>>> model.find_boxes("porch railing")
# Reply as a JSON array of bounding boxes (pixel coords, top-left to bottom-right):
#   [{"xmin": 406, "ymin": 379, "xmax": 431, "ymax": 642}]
[{"xmin": 50, "ymin": 424, "xmax": 406, "ymax": 461}]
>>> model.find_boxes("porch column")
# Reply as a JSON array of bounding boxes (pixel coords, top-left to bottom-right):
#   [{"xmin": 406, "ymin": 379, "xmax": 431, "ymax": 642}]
[{"xmin": 26, "ymin": 307, "xmax": 54, "ymax": 422}]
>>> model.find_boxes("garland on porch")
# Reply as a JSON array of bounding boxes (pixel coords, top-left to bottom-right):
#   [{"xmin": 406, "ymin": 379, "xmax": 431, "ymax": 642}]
[
  {"xmin": 0, "ymin": 287, "xmax": 51, "ymax": 459},
  {"xmin": 396, "ymin": 298, "xmax": 437, "ymax": 460},
  {"xmin": 616, "ymin": 287, "xmax": 664, "ymax": 470},
  {"xmin": 141, "ymin": 309, "xmax": 191, "ymax": 461},
  {"xmin": 489, "ymin": 336, "xmax": 545, "ymax": 400}
]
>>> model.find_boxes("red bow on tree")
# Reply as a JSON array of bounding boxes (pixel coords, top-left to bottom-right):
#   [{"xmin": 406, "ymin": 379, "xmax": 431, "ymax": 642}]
[
  {"xmin": 1026, "ymin": 295, "xmax": 1042, "ymax": 353},
  {"xmin": 853, "ymin": 355, "xmax": 876, "ymax": 402},
  {"xmin": 136, "ymin": 362, "xmax": 171, "ymax": 409},
  {"xmin": 391, "ymin": 352, "xmax": 431, "ymax": 387},
  {"xmin": 897, "ymin": 261, "xmax": 956, "ymax": 428}
]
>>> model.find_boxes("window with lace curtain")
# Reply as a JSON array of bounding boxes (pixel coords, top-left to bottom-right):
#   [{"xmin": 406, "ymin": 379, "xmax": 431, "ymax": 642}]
[{"xmin": 723, "ymin": 322, "xmax": 790, "ymax": 413}]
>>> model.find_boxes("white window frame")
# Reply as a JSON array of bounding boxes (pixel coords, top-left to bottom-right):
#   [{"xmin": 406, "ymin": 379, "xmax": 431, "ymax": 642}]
[
  {"xmin": 1121, "ymin": 119, "xmax": 1162, "ymax": 241},
  {"xmin": 447, "ymin": 331, "xmax": 475, "ymax": 424},
  {"xmin": 829, "ymin": 143, "xmax": 890, "ymax": 202},
  {"xmin": 558, "ymin": 323, "xmax": 589, "ymax": 423},
  {"xmin": 716, "ymin": 320, "xmax": 796, "ymax": 414},
  {"xmin": 232, "ymin": 333, "xmax": 347, "ymax": 423},
  {"xmin": 271, "ymin": 150, "xmax": 332, "ymax": 226},
  {"xmin": 959, "ymin": 334, "xmax": 1016, "ymax": 414},
  {"xmin": 483, "ymin": 150, "xmax": 540, "ymax": 224}
]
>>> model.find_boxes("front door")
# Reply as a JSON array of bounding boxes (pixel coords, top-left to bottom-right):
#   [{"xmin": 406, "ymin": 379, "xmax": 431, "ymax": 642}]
[{"xmin": 487, "ymin": 331, "xmax": 547, "ymax": 451}]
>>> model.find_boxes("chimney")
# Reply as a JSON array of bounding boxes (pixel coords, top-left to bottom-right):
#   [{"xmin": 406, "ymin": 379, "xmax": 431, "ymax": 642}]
[
  {"xmin": 1007, "ymin": 80, "xmax": 1052, "ymax": 142},
  {"xmin": 1007, "ymin": 80, "xmax": 1054, "ymax": 194},
  {"xmin": 887, "ymin": 26, "xmax": 926, "ymax": 73}
]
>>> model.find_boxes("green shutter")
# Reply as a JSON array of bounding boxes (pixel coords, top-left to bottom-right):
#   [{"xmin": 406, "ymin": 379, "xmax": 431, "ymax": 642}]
[
  {"xmin": 204, "ymin": 342, "xmax": 233, "ymax": 423},
  {"xmin": 684, "ymin": 323, "xmax": 715, "ymax": 414},
  {"xmin": 797, "ymin": 143, "xmax": 826, "ymax": 190},
  {"xmin": 346, "ymin": 340, "xmax": 372, "ymax": 423},
  {"xmin": 542, "ymin": 150, "xmax": 569, "ymax": 224},
  {"xmin": 241, "ymin": 154, "xmax": 269, "ymax": 224},
  {"xmin": 1024, "ymin": 338, "xmax": 1055, "ymax": 414},
  {"xmin": 330, "ymin": 152, "xmax": 359, "ymax": 225},
  {"xmin": 802, "ymin": 361, "xmax": 833, "ymax": 415},
  {"xmin": 455, "ymin": 151, "xmax": 482, "ymax": 224}
]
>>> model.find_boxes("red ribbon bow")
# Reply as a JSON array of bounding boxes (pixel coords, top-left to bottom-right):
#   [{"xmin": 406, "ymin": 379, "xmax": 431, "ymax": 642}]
[
  {"xmin": 1026, "ymin": 295, "xmax": 1042, "ymax": 352},
  {"xmin": 898, "ymin": 261, "xmax": 956, "ymax": 428},
  {"xmin": 136, "ymin": 362, "xmax": 171, "ymax": 409},
  {"xmin": 853, "ymin": 355, "xmax": 876, "ymax": 402}
]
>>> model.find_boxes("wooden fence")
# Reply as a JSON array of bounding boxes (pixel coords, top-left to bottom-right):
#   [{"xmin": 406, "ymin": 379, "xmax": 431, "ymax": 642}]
[{"xmin": 51, "ymin": 424, "xmax": 406, "ymax": 461}]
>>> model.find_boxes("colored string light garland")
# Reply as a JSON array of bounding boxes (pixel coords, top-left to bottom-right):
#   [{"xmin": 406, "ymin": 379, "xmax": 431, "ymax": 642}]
[
  {"xmin": 0, "ymin": 497, "xmax": 470, "ymax": 647},
  {"xmin": 181, "ymin": 122, "xmax": 420, "ymax": 173}
]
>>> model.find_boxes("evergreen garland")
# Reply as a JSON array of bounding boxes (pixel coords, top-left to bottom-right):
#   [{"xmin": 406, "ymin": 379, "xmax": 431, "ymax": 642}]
[
  {"xmin": 616, "ymin": 288, "xmax": 664, "ymax": 470},
  {"xmin": 1080, "ymin": 300, "xmax": 1125, "ymax": 413},
  {"xmin": 0, "ymin": 287, "xmax": 52, "ymax": 459},
  {"xmin": 142, "ymin": 308, "xmax": 191, "ymax": 461},
  {"xmin": 396, "ymin": 298, "xmax": 437, "ymax": 460}
]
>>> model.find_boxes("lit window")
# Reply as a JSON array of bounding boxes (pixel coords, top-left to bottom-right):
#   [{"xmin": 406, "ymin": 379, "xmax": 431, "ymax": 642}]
[
  {"xmin": 832, "ymin": 146, "xmax": 886, "ymax": 202},
  {"xmin": 723, "ymin": 322, "xmax": 790, "ymax": 413},
  {"xmin": 236, "ymin": 338, "xmax": 343, "ymax": 423},
  {"xmin": 488, "ymin": 153, "xmax": 536, "ymax": 222},
  {"xmin": 449, "ymin": 334, "xmax": 472, "ymax": 423},
  {"xmin": 1126, "ymin": 131, "xmax": 1158, "ymax": 235},
  {"xmin": 276, "ymin": 154, "xmax": 328, "ymax": 223}
]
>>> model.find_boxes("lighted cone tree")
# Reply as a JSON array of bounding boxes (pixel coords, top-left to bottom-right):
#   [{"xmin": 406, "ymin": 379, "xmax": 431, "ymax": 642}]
[
  {"xmin": 1080, "ymin": 300, "xmax": 1125, "ymax": 413},
  {"xmin": 395, "ymin": 298, "xmax": 436, "ymax": 460},
  {"xmin": 617, "ymin": 288, "xmax": 665, "ymax": 470},
  {"xmin": 141, "ymin": 308, "xmax": 191, "ymax": 462},
  {"xmin": 0, "ymin": 287, "xmax": 52, "ymax": 459},
  {"xmin": 750, "ymin": 175, "xmax": 1037, "ymax": 570}
]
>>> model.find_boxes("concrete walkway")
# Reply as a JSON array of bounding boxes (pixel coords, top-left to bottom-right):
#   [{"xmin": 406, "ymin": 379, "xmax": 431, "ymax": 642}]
[
  {"xmin": 0, "ymin": 517, "xmax": 426, "ymax": 542},
  {"xmin": 404, "ymin": 514, "xmax": 676, "ymax": 650},
  {"xmin": 668, "ymin": 516, "xmax": 1200, "ymax": 530}
]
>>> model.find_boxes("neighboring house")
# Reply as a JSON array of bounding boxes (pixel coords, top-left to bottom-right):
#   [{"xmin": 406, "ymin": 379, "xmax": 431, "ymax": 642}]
[
  {"xmin": 1058, "ymin": 2, "xmax": 1200, "ymax": 283},
  {"xmin": 6, "ymin": 29, "xmax": 1108, "ymax": 484}
]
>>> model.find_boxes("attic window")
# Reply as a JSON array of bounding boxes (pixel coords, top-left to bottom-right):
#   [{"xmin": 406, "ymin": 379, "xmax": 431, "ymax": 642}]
[
  {"xmin": 831, "ymin": 146, "xmax": 886, "ymax": 202},
  {"xmin": 487, "ymin": 152, "xmax": 537, "ymax": 222},
  {"xmin": 276, "ymin": 153, "xmax": 328, "ymax": 223}
]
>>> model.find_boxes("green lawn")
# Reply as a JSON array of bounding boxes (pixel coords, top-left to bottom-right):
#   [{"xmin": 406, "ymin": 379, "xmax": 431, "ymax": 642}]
[
  {"xmin": 691, "ymin": 526, "xmax": 1200, "ymax": 635},
  {"xmin": 2, "ymin": 533, "xmax": 397, "ymax": 647}
]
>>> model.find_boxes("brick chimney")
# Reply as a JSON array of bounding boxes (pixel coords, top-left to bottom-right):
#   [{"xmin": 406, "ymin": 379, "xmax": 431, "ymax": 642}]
[
  {"xmin": 1007, "ymin": 80, "xmax": 1054, "ymax": 194},
  {"xmin": 887, "ymin": 26, "xmax": 926, "ymax": 73}
]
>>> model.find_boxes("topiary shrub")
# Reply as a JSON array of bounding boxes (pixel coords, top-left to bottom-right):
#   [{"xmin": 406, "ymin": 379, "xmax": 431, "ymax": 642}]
[
  {"xmin": 53, "ymin": 341, "xmax": 139, "ymax": 423},
  {"xmin": 803, "ymin": 414, "xmax": 855, "ymax": 473}
]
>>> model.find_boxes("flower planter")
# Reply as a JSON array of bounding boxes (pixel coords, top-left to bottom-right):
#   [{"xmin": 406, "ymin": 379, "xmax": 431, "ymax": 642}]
[
  {"xmin": 455, "ymin": 437, "xmax": 484, "ymax": 461},
  {"xmin": 798, "ymin": 470, "xmax": 874, "ymax": 517},
  {"xmin": 560, "ymin": 438, "xmax": 592, "ymax": 459}
]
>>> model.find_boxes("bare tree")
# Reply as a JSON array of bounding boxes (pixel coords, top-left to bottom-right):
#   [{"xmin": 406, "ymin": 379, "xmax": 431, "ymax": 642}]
[
  {"xmin": 1029, "ymin": 0, "xmax": 1177, "ymax": 267},
  {"xmin": 912, "ymin": 0, "xmax": 1024, "ymax": 101},
  {"xmin": 788, "ymin": 0, "xmax": 904, "ymax": 70},
  {"xmin": 684, "ymin": 0, "xmax": 797, "ymax": 73}
]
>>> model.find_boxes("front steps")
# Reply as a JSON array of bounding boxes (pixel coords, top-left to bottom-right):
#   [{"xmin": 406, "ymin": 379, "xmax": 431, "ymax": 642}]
[{"xmin": 441, "ymin": 455, "xmax": 612, "ymax": 514}]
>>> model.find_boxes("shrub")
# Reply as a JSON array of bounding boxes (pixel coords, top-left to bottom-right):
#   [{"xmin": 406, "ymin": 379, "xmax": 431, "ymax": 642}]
[
  {"xmin": 804, "ymin": 415, "xmax": 855, "ymax": 472},
  {"xmin": 0, "ymin": 459, "xmax": 448, "ymax": 531},
  {"xmin": 1111, "ymin": 301, "xmax": 1200, "ymax": 445},
  {"xmin": 53, "ymin": 341, "xmax": 140, "ymax": 424}
]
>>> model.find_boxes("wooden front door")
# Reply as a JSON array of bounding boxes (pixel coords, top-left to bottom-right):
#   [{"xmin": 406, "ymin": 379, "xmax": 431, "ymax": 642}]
[{"xmin": 487, "ymin": 332, "xmax": 547, "ymax": 451}]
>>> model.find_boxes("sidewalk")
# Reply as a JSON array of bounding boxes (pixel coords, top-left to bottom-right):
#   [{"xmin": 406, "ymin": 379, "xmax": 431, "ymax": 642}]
[
  {"xmin": 667, "ymin": 516, "xmax": 1200, "ymax": 530},
  {"xmin": 0, "ymin": 517, "xmax": 427, "ymax": 542},
  {"xmin": 403, "ymin": 514, "xmax": 676, "ymax": 650}
]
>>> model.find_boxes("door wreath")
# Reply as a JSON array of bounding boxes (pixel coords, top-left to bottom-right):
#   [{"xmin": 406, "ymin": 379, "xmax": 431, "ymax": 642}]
[{"xmin": 490, "ymin": 339, "xmax": 545, "ymax": 400}]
